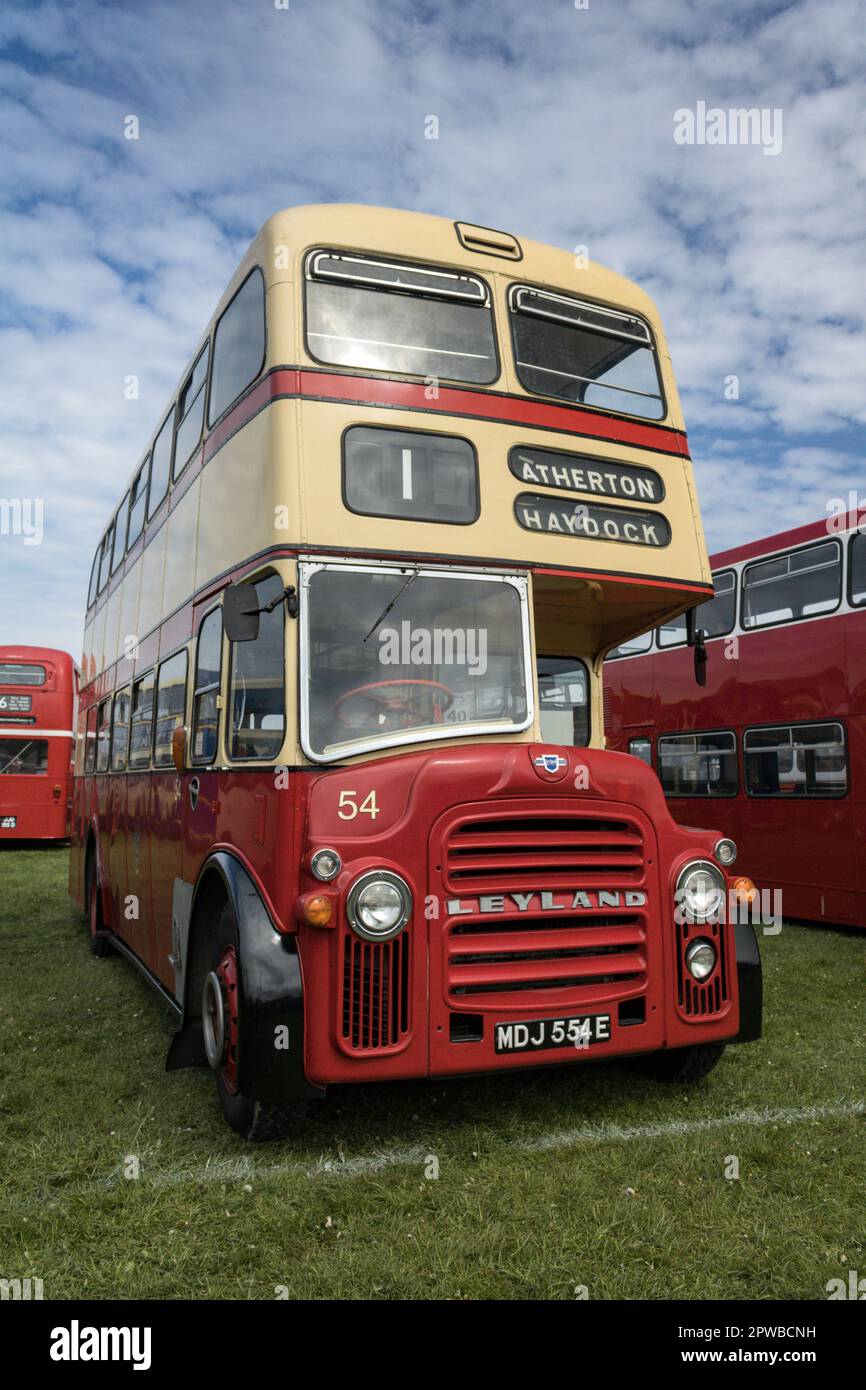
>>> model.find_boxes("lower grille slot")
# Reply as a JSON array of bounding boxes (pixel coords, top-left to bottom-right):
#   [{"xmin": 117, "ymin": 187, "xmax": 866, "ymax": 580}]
[{"xmin": 341, "ymin": 933, "xmax": 410, "ymax": 1052}]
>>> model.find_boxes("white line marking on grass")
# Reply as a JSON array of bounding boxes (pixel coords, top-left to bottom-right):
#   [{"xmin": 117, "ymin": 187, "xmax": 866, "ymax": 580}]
[
  {"xmin": 519, "ymin": 1099, "xmax": 866, "ymax": 1155},
  {"xmin": 134, "ymin": 1100, "xmax": 864, "ymax": 1189}
]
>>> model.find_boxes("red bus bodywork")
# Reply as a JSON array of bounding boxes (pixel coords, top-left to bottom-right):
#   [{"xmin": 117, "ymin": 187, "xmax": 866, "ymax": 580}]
[
  {"xmin": 0, "ymin": 646, "xmax": 77, "ymax": 841},
  {"xmin": 605, "ymin": 515, "xmax": 866, "ymax": 929}
]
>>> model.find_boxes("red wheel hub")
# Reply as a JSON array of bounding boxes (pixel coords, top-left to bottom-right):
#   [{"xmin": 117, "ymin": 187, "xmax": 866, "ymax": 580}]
[{"xmin": 212, "ymin": 945, "xmax": 239, "ymax": 1094}]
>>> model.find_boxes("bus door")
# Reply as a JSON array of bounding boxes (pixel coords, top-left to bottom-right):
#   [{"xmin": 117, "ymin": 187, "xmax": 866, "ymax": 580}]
[
  {"xmin": 182, "ymin": 605, "xmax": 223, "ymax": 877},
  {"xmin": 148, "ymin": 650, "xmax": 189, "ymax": 990}
]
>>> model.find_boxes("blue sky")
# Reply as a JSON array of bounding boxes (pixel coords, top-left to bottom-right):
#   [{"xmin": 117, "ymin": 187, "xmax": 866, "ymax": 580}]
[{"xmin": 1, "ymin": 0, "xmax": 864, "ymax": 655}]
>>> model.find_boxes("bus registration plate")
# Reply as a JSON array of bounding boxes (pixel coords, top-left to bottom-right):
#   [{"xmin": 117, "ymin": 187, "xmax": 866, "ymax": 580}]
[
  {"xmin": 494, "ymin": 1013, "xmax": 611, "ymax": 1053},
  {"xmin": 1, "ymin": 816, "xmax": 17, "ymax": 829}
]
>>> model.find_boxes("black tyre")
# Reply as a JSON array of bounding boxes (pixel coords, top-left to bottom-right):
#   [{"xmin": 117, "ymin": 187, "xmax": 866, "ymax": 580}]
[
  {"xmin": 628, "ymin": 1042, "xmax": 726, "ymax": 1083},
  {"xmin": 85, "ymin": 852, "xmax": 113, "ymax": 958},
  {"xmin": 202, "ymin": 902, "xmax": 307, "ymax": 1142}
]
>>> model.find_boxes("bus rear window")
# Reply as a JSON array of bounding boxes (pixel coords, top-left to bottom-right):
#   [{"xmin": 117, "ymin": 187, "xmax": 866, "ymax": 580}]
[
  {"xmin": 509, "ymin": 285, "xmax": 664, "ymax": 420},
  {"xmin": 0, "ymin": 663, "xmax": 46, "ymax": 686},
  {"xmin": 305, "ymin": 251, "xmax": 498, "ymax": 385},
  {"xmin": 0, "ymin": 737, "xmax": 49, "ymax": 775}
]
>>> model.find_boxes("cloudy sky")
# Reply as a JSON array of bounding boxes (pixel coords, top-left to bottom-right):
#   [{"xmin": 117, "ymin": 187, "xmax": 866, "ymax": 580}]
[{"xmin": 1, "ymin": 0, "xmax": 864, "ymax": 655}]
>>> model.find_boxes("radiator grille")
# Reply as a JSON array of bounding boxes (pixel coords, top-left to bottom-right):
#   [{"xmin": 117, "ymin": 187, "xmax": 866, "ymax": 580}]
[
  {"xmin": 341, "ymin": 933, "xmax": 410, "ymax": 1052},
  {"xmin": 440, "ymin": 808, "xmax": 649, "ymax": 1008}
]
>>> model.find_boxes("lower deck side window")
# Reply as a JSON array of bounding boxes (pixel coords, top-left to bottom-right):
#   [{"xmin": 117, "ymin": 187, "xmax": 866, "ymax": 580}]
[
  {"xmin": 658, "ymin": 730, "xmax": 738, "ymax": 796},
  {"xmin": 744, "ymin": 722, "xmax": 847, "ymax": 797},
  {"xmin": 628, "ymin": 736, "xmax": 652, "ymax": 765}
]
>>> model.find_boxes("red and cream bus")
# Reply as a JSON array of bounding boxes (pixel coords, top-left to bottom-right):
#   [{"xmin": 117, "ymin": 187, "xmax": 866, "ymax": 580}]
[
  {"xmin": 605, "ymin": 512, "xmax": 866, "ymax": 928},
  {"xmin": 70, "ymin": 205, "xmax": 761, "ymax": 1140},
  {"xmin": 1, "ymin": 646, "xmax": 77, "ymax": 841}
]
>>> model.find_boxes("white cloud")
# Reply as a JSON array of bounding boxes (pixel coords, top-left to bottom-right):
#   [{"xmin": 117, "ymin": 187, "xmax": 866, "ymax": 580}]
[{"xmin": 0, "ymin": 0, "xmax": 863, "ymax": 652}]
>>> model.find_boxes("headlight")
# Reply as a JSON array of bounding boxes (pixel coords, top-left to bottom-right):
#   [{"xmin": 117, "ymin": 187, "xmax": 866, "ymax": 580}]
[
  {"xmin": 311, "ymin": 848, "xmax": 342, "ymax": 882},
  {"xmin": 714, "ymin": 838, "xmax": 737, "ymax": 867},
  {"xmin": 347, "ymin": 870, "xmax": 412, "ymax": 941},
  {"xmin": 685, "ymin": 938, "xmax": 717, "ymax": 981},
  {"xmin": 676, "ymin": 860, "xmax": 725, "ymax": 923}
]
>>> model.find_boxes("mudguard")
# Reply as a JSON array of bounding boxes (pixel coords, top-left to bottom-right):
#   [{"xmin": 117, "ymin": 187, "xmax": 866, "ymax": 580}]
[
  {"xmin": 165, "ymin": 850, "xmax": 323, "ymax": 1102},
  {"xmin": 730, "ymin": 919, "xmax": 763, "ymax": 1044}
]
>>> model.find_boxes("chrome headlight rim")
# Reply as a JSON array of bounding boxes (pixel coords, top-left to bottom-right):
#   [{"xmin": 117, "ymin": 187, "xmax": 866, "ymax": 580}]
[
  {"xmin": 714, "ymin": 837, "xmax": 737, "ymax": 867},
  {"xmin": 685, "ymin": 936, "xmax": 717, "ymax": 981},
  {"xmin": 676, "ymin": 858, "xmax": 726, "ymax": 924},
  {"xmin": 311, "ymin": 847, "xmax": 342, "ymax": 882},
  {"xmin": 346, "ymin": 869, "xmax": 412, "ymax": 942}
]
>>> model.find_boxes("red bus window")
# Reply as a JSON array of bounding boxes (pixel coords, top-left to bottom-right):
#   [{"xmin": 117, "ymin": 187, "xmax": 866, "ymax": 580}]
[
  {"xmin": 129, "ymin": 671, "xmax": 155, "ymax": 769},
  {"xmin": 0, "ymin": 738, "xmax": 49, "ymax": 775},
  {"xmin": 658, "ymin": 731, "xmax": 738, "ymax": 797},
  {"xmin": 95, "ymin": 700, "xmax": 112, "ymax": 772},
  {"xmin": 849, "ymin": 532, "xmax": 866, "ymax": 607},
  {"xmin": 742, "ymin": 541, "xmax": 841, "ymax": 629},
  {"xmin": 154, "ymin": 653, "xmax": 188, "ymax": 767},
  {"xmin": 192, "ymin": 609, "xmax": 222, "ymax": 764},
  {"xmin": 605, "ymin": 630, "xmax": 652, "ymax": 661},
  {"xmin": 84, "ymin": 705, "xmax": 98, "ymax": 774},
  {"xmin": 0, "ymin": 663, "xmax": 46, "ymax": 686},
  {"xmin": 744, "ymin": 722, "xmax": 847, "ymax": 797},
  {"xmin": 629, "ymin": 737, "xmax": 652, "ymax": 765},
  {"xmin": 111, "ymin": 688, "xmax": 131, "ymax": 771}
]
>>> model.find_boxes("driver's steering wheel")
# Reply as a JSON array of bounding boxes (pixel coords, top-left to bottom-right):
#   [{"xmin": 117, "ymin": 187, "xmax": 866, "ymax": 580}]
[{"xmin": 334, "ymin": 679, "xmax": 454, "ymax": 730}]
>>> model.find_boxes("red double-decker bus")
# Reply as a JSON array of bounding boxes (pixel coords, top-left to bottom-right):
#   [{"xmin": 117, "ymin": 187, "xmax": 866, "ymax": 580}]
[
  {"xmin": 70, "ymin": 206, "xmax": 762, "ymax": 1140},
  {"xmin": 0, "ymin": 646, "xmax": 77, "ymax": 841},
  {"xmin": 605, "ymin": 511, "xmax": 866, "ymax": 928}
]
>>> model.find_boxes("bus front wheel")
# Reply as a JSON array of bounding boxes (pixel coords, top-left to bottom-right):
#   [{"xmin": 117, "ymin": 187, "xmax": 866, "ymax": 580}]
[
  {"xmin": 202, "ymin": 902, "xmax": 307, "ymax": 1142},
  {"xmin": 628, "ymin": 1042, "xmax": 726, "ymax": 1083}
]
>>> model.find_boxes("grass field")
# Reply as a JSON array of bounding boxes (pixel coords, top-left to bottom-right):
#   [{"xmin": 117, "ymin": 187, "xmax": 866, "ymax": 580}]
[{"xmin": 1, "ymin": 845, "xmax": 864, "ymax": 1300}]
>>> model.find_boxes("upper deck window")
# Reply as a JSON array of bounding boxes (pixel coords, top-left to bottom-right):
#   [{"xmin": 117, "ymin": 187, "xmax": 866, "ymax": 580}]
[
  {"xmin": 509, "ymin": 285, "xmax": 665, "ymax": 420},
  {"xmin": 173, "ymin": 344, "xmax": 209, "ymax": 479},
  {"xmin": 305, "ymin": 251, "xmax": 498, "ymax": 385},
  {"xmin": 604, "ymin": 631, "xmax": 653, "ymax": 661},
  {"xmin": 742, "ymin": 541, "xmax": 841, "ymax": 629},
  {"xmin": 0, "ymin": 663, "xmax": 46, "ymax": 686},
  {"xmin": 208, "ymin": 268, "xmax": 266, "ymax": 425}
]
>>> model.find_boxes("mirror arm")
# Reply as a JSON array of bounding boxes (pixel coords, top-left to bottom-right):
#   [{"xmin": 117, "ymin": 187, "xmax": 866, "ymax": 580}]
[{"xmin": 260, "ymin": 585, "xmax": 299, "ymax": 620}]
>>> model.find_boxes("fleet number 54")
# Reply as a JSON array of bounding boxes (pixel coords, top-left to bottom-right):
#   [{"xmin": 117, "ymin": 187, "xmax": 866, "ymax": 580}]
[{"xmin": 337, "ymin": 789, "xmax": 380, "ymax": 820}]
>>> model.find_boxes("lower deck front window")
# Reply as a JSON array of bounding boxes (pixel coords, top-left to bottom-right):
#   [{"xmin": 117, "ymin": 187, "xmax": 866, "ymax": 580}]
[{"xmin": 302, "ymin": 564, "xmax": 531, "ymax": 760}]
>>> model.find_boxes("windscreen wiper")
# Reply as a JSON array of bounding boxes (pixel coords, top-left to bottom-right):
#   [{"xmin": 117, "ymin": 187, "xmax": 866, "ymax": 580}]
[{"xmin": 363, "ymin": 569, "xmax": 419, "ymax": 642}]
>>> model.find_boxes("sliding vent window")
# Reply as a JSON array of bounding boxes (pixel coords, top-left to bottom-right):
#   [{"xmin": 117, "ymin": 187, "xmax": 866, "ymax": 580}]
[
  {"xmin": 742, "ymin": 542, "xmax": 840, "ymax": 629},
  {"xmin": 305, "ymin": 251, "xmax": 498, "ymax": 384},
  {"xmin": 745, "ymin": 723, "xmax": 847, "ymax": 797},
  {"xmin": 343, "ymin": 426, "xmax": 478, "ymax": 524},
  {"xmin": 510, "ymin": 286, "xmax": 664, "ymax": 419}
]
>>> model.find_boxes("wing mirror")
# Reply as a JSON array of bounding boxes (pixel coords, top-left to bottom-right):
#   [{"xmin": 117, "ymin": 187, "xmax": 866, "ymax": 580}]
[
  {"xmin": 686, "ymin": 608, "xmax": 708, "ymax": 687},
  {"xmin": 223, "ymin": 582, "xmax": 261, "ymax": 643}
]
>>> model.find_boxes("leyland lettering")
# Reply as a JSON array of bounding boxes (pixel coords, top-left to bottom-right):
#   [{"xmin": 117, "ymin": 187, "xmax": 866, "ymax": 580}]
[{"xmin": 446, "ymin": 889, "xmax": 648, "ymax": 915}]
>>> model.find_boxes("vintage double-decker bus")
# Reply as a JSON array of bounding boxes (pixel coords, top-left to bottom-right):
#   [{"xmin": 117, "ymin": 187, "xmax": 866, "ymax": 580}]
[
  {"xmin": 70, "ymin": 205, "xmax": 761, "ymax": 1140},
  {"xmin": 0, "ymin": 646, "xmax": 77, "ymax": 841},
  {"xmin": 605, "ymin": 512, "xmax": 866, "ymax": 929}
]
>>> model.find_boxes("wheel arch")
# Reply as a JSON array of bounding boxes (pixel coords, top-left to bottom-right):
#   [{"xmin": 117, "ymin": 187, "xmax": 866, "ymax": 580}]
[{"xmin": 165, "ymin": 850, "xmax": 323, "ymax": 1103}]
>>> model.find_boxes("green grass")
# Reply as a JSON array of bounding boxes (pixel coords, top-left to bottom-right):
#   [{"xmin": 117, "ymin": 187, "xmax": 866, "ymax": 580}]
[{"xmin": 1, "ymin": 846, "xmax": 864, "ymax": 1300}]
